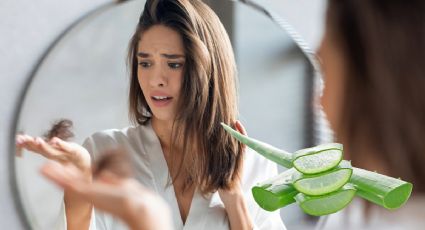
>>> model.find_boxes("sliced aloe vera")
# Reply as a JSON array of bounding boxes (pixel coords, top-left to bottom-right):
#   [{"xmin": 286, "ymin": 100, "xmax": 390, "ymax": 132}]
[
  {"xmin": 251, "ymin": 168, "xmax": 298, "ymax": 211},
  {"xmin": 293, "ymin": 143, "xmax": 343, "ymax": 174},
  {"xmin": 295, "ymin": 184, "xmax": 356, "ymax": 216},
  {"xmin": 350, "ymin": 168, "xmax": 413, "ymax": 209},
  {"xmin": 221, "ymin": 123, "xmax": 293, "ymax": 168},
  {"xmin": 293, "ymin": 160, "xmax": 352, "ymax": 196}
]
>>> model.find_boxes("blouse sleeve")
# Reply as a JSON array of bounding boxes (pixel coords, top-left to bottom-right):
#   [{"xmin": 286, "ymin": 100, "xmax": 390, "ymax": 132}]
[
  {"xmin": 242, "ymin": 149, "xmax": 287, "ymax": 230},
  {"xmin": 81, "ymin": 131, "xmax": 123, "ymax": 230}
]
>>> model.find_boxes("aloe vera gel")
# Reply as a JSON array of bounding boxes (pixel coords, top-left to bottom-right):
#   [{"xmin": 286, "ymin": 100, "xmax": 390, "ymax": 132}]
[{"xmin": 221, "ymin": 123, "xmax": 413, "ymax": 216}]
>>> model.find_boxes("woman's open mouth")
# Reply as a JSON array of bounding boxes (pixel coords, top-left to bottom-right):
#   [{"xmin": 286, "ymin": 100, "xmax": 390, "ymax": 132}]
[{"xmin": 151, "ymin": 96, "xmax": 173, "ymax": 107}]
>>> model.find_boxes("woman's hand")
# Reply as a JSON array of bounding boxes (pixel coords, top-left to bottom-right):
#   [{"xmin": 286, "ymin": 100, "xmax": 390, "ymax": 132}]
[
  {"xmin": 218, "ymin": 120, "xmax": 254, "ymax": 230},
  {"xmin": 16, "ymin": 135, "xmax": 91, "ymax": 176},
  {"xmin": 41, "ymin": 162, "xmax": 173, "ymax": 230},
  {"xmin": 16, "ymin": 134, "xmax": 93, "ymax": 230}
]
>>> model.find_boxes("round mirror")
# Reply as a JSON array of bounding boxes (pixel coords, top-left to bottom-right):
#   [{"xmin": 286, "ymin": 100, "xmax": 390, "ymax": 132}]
[{"xmin": 11, "ymin": 0, "xmax": 324, "ymax": 229}]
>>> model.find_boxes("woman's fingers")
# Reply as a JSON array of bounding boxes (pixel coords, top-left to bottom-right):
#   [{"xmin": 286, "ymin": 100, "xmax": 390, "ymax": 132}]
[
  {"xmin": 41, "ymin": 162, "xmax": 171, "ymax": 228},
  {"xmin": 34, "ymin": 137, "xmax": 70, "ymax": 162},
  {"xmin": 21, "ymin": 136, "xmax": 68, "ymax": 161},
  {"xmin": 15, "ymin": 135, "xmax": 24, "ymax": 157},
  {"xmin": 50, "ymin": 137, "xmax": 76, "ymax": 152},
  {"xmin": 41, "ymin": 162, "xmax": 129, "ymax": 216},
  {"xmin": 50, "ymin": 137, "xmax": 91, "ymax": 170},
  {"xmin": 18, "ymin": 135, "xmax": 39, "ymax": 153},
  {"xmin": 235, "ymin": 120, "xmax": 247, "ymax": 136},
  {"xmin": 234, "ymin": 120, "xmax": 247, "ymax": 154},
  {"xmin": 15, "ymin": 134, "xmax": 90, "ymax": 169}
]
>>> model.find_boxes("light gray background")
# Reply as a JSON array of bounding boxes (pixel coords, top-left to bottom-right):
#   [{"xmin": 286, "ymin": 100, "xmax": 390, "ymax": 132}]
[{"xmin": 0, "ymin": 0, "xmax": 326, "ymax": 229}]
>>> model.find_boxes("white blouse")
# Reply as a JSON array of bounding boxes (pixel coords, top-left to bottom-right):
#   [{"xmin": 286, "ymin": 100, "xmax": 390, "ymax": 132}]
[{"xmin": 63, "ymin": 121, "xmax": 285, "ymax": 230}]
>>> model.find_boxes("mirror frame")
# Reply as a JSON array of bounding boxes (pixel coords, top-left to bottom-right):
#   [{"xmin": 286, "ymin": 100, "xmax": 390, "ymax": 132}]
[{"xmin": 8, "ymin": 0, "xmax": 328, "ymax": 228}]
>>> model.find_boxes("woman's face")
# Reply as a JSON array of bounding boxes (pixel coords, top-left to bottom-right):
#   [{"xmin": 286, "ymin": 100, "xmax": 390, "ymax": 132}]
[
  {"xmin": 317, "ymin": 25, "xmax": 347, "ymax": 135},
  {"xmin": 137, "ymin": 25, "xmax": 185, "ymax": 123}
]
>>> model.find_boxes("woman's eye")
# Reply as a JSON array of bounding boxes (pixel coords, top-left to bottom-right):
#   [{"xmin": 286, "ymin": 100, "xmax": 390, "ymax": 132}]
[
  {"xmin": 138, "ymin": 62, "xmax": 151, "ymax": 68},
  {"xmin": 168, "ymin": 62, "xmax": 183, "ymax": 69}
]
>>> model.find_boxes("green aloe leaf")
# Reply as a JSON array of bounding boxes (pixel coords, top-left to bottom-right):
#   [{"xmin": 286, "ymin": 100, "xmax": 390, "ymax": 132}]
[
  {"xmin": 221, "ymin": 123, "xmax": 293, "ymax": 168},
  {"xmin": 221, "ymin": 123, "xmax": 343, "ymax": 173},
  {"xmin": 293, "ymin": 160, "xmax": 352, "ymax": 196},
  {"xmin": 251, "ymin": 168, "xmax": 298, "ymax": 211},
  {"xmin": 222, "ymin": 123, "xmax": 413, "ymax": 214},
  {"xmin": 293, "ymin": 143, "xmax": 343, "ymax": 174},
  {"xmin": 295, "ymin": 184, "xmax": 357, "ymax": 216},
  {"xmin": 350, "ymin": 167, "xmax": 413, "ymax": 209}
]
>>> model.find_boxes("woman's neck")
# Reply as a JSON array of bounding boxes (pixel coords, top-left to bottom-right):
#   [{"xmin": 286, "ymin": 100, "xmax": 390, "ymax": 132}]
[
  {"xmin": 151, "ymin": 117, "xmax": 185, "ymax": 179},
  {"xmin": 151, "ymin": 117, "xmax": 174, "ymax": 149}
]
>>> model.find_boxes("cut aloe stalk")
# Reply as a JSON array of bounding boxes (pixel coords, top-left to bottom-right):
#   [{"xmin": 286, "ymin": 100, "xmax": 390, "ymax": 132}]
[
  {"xmin": 251, "ymin": 168, "xmax": 298, "ymax": 211},
  {"xmin": 293, "ymin": 160, "xmax": 352, "ymax": 196},
  {"xmin": 295, "ymin": 184, "xmax": 356, "ymax": 216},
  {"xmin": 221, "ymin": 123, "xmax": 343, "ymax": 173},
  {"xmin": 350, "ymin": 168, "xmax": 413, "ymax": 209},
  {"xmin": 293, "ymin": 143, "xmax": 343, "ymax": 174},
  {"xmin": 221, "ymin": 123, "xmax": 293, "ymax": 168}
]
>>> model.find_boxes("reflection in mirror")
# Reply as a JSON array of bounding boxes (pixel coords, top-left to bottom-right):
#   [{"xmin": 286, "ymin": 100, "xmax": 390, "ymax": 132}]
[
  {"xmin": 15, "ymin": 1, "xmax": 141, "ymax": 228},
  {"xmin": 13, "ymin": 0, "xmax": 321, "ymax": 229}
]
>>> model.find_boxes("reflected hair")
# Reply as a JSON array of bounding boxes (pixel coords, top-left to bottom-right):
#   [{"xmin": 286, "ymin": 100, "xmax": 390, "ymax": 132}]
[
  {"xmin": 327, "ymin": 0, "xmax": 425, "ymax": 193},
  {"xmin": 43, "ymin": 119, "xmax": 74, "ymax": 141},
  {"xmin": 127, "ymin": 0, "xmax": 242, "ymax": 194}
]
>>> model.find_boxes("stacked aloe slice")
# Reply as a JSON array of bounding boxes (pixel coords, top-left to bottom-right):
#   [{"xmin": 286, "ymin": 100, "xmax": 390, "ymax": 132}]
[{"xmin": 221, "ymin": 123, "xmax": 413, "ymax": 216}]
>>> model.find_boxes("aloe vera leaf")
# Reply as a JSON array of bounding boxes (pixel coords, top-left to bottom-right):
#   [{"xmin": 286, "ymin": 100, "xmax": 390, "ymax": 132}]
[
  {"xmin": 295, "ymin": 184, "xmax": 357, "ymax": 216},
  {"xmin": 292, "ymin": 160, "xmax": 353, "ymax": 196},
  {"xmin": 293, "ymin": 143, "xmax": 343, "ymax": 174},
  {"xmin": 221, "ymin": 123, "xmax": 293, "ymax": 168},
  {"xmin": 350, "ymin": 167, "xmax": 413, "ymax": 209},
  {"xmin": 251, "ymin": 168, "xmax": 298, "ymax": 211}
]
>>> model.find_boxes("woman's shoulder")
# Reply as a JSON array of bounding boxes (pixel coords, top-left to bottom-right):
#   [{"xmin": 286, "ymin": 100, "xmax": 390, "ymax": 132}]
[
  {"xmin": 85, "ymin": 123, "xmax": 155, "ymax": 143},
  {"xmin": 82, "ymin": 124, "xmax": 154, "ymax": 157},
  {"xmin": 242, "ymin": 148, "xmax": 279, "ymax": 188},
  {"xmin": 85, "ymin": 126, "xmax": 140, "ymax": 143}
]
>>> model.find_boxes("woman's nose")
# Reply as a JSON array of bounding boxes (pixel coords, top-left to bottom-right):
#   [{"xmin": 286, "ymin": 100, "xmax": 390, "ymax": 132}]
[{"xmin": 150, "ymin": 66, "xmax": 167, "ymax": 87}]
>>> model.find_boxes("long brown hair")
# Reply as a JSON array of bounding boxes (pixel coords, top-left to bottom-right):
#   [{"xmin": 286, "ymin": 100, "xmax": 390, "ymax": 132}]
[
  {"xmin": 327, "ymin": 0, "xmax": 425, "ymax": 193},
  {"xmin": 127, "ymin": 0, "xmax": 242, "ymax": 194}
]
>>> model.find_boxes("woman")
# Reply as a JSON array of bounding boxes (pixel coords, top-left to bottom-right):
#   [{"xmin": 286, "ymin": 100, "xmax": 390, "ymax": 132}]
[
  {"xmin": 16, "ymin": 0, "xmax": 284, "ymax": 229},
  {"xmin": 318, "ymin": 0, "xmax": 425, "ymax": 228}
]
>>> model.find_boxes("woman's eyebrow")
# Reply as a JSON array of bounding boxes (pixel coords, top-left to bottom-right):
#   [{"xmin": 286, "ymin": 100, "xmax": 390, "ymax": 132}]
[
  {"xmin": 137, "ymin": 52, "xmax": 185, "ymax": 59},
  {"xmin": 137, "ymin": 52, "xmax": 150, "ymax": 58},
  {"xmin": 161, "ymin": 53, "xmax": 185, "ymax": 59}
]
